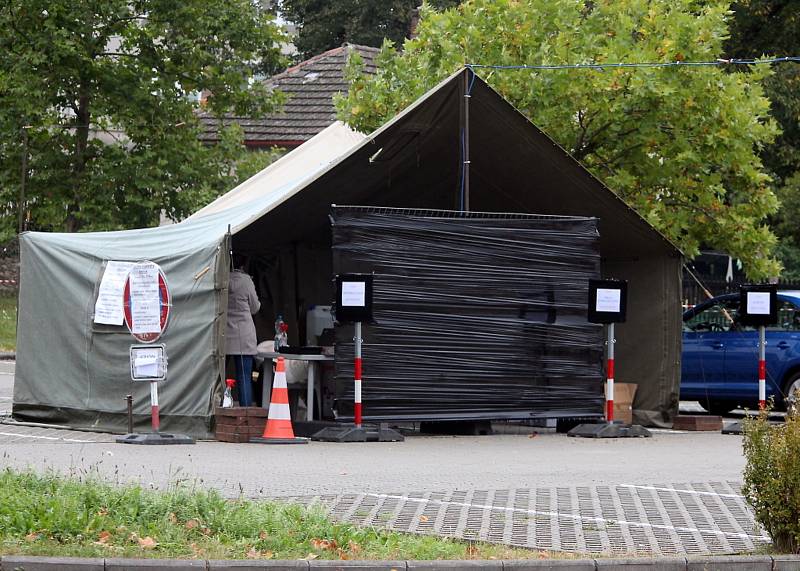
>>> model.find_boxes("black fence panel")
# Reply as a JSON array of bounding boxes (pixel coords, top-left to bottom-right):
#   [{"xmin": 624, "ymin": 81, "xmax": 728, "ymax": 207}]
[{"xmin": 331, "ymin": 206, "xmax": 605, "ymax": 422}]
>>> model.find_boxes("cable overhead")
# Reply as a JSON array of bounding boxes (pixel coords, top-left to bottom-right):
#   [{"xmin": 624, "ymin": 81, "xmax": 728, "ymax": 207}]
[{"xmin": 465, "ymin": 56, "xmax": 800, "ymax": 72}]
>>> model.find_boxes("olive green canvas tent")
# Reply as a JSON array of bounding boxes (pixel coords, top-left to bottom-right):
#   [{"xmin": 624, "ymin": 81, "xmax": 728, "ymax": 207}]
[{"xmin": 14, "ymin": 69, "xmax": 682, "ymax": 436}]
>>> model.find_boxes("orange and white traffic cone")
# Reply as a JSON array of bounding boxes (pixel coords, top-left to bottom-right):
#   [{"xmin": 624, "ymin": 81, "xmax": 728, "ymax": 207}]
[{"xmin": 251, "ymin": 357, "xmax": 308, "ymax": 445}]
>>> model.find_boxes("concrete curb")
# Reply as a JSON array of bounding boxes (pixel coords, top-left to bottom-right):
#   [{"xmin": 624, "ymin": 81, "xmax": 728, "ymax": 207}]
[{"xmin": 2, "ymin": 556, "xmax": 800, "ymax": 571}]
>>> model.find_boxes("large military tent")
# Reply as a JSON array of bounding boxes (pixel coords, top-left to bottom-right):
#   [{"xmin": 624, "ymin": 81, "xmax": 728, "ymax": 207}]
[{"xmin": 14, "ymin": 69, "xmax": 682, "ymax": 437}]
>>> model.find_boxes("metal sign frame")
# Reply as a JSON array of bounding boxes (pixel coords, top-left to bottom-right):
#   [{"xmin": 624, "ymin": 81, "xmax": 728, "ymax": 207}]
[
  {"xmin": 334, "ymin": 273, "xmax": 374, "ymax": 323},
  {"xmin": 129, "ymin": 344, "xmax": 167, "ymax": 382},
  {"xmin": 588, "ymin": 279, "xmax": 628, "ymax": 324}
]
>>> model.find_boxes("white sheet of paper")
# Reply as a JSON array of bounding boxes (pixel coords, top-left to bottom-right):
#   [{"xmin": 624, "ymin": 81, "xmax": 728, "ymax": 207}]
[
  {"xmin": 129, "ymin": 264, "xmax": 161, "ymax": 334},
  {"xmin": 132, "ymin": 348, "xmax": 163, "ymax": 378},
  {"xmin": 747, "ymin": 292, "xmax": 771, "ymax": 315},
  {"xmin": 93, "ymin": 261, "xmax": 135, "ymax": 325},
  {"xmin": 596, "ymin": 288, "xmax": 621, "ymax": 313},
  {"xmin": 341, "ymin": 281, "xmax": 366, "ymax": 307}
]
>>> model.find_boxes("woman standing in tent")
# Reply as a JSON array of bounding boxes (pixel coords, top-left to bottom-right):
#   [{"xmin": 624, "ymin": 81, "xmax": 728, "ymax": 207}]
[{"xmin": 226, "ymin": 254, "xmax": 261, "ymax": 406}]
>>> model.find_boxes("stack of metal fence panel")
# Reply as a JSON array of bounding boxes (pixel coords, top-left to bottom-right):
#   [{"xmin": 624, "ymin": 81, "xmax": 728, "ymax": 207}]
[{"xmin": 331, "ymin": 206, "xmax": 604, "ymax": 421}]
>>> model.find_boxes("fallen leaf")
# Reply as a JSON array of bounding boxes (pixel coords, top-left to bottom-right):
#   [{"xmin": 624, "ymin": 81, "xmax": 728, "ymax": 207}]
[
  {"xmin": 263, "ymin": 551, "xmax": 274, "ymax": 559},
  {"xmin": 302, "ymin": 553, "xmax": 319, "ymax": 560},
  {"xmin": 488, "ymin": 556, "xmax": 498, "ymax": 560},
  {"xmin": 189, "ymin": 542, "xmax": 206, "ymax": 557},
  {"xmin": 185, "ymin": 519, "xmax": 199, "ymax": 530},
  {"xmin": 311, "ymin": 538, "xmax": 338, "ymax": 550},
  {"xmin": 246, "ymin": 547, "xmax": 260, "ymax": 559},
  {"xmin": 137, "ymin": 536, "xmax": 158, "ymax": 549},
  {"xmin": 96, "ymin": 531, "xmax": 112, "ymax": 544},
  {"xmin": 24, "ymin": 532, "xmax": 40, "ymax": 542},
  {"xmin": 168, "ymin": 512, "xmax": 177, "ymax": 524},
  {"xmin": 259, "ymin": 530, "xmax": 269, "ymax": 540},
  {"xmin": 348, "ymin": 540, "xmax": 362, "ymax": 554},
  {"xmin": 466, "ymin": 544, "xmax": 479, "ymax": 558},
  {"xmin": 338, "ymin": 549, "xmax": 349, "ymax": 560},
  {"xmin": 419, "ymin": 515, "xmax": 429, "ymax": 522},
  {"xmin": 528, "ymin": 433, "xmax": 538, "ymax": 438},
  {"xmin": 537, "ymin": 550, "xmax": 550, "ymax": 559},
  {"xmin": 200, "ymin": 526, "xmax": 212, "ymax": 536},
  {"xmin": 97, "ymin": 508, "xmax": 109, "ymax": 517}
]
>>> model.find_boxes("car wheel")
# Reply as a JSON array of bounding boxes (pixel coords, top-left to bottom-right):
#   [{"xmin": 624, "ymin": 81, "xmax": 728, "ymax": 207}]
[
  {"xmin": 700, "ymin": 398, "xmax": 734, "ymax": 416},
  {"xmin": 783, "ymin": 372, "xmax": 800, "ymax": 412}
]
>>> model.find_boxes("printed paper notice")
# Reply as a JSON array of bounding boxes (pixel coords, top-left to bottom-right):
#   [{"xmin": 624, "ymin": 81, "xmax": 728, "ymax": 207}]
[
  {"xmin": 133, "ymin": 349, "xmax": 160, "ymax": 378},
  {"xmin": 596, "ymin": 288, "xmax": 621, "ymax": 313},
  {"xmin": 341, "ymin": 281, "xmax": 366, "ymax": 307},
  {"xmin": 131, "ymin": 346, "xmax": 164, "ymax": 379},
  {"xmin": 94, "ymin": 261, "xmax": 135, "ymax": 325},
  {"xmin": 129, "ymin": 263, "xmax": 161, "ymax": 334},
  {"xmin": 747, "ymin": 291, "xmax": 771, "ymax": 315}
]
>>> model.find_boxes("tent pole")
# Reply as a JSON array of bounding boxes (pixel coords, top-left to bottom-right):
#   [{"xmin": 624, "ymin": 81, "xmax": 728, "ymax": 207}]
[{"xmin": 461, "ymin": 70, "xmax": 471, "ymax": 212}]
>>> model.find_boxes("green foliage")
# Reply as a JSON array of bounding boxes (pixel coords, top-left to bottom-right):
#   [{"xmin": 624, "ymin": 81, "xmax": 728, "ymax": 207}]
[
  {"xmin": 742, "ymin": 405, "xmax": 800, "ymax": 553},
  {"xmin": 0, "ymin": 469, "xmax": 542, "ymax": 560},
  {"xmin": 279, "ymin": 0, "xmax": 460, "ymax": 59},
  {"xmin": 0, "ymin": 292, "xmax": 16, "ymax": 351},
  {"xmin": 724, "ymin": 1, "xmax": 800, "ymax": 277},
  {"xmin": 0, "ymin": 0, "xmax": 287, "ymax": 240},
  {"xmin": 337, "ymin": 0, "xmax": 782, "ymax": 279}
]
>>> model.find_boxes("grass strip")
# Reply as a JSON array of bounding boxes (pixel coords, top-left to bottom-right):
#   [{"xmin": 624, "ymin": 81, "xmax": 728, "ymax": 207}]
[
  {"xmin": 0, "ymin": 469, "xmax": 554, "ymax": 561},
  {"xmin": 0, "ymin": 292, "xmax": 16, "ymax": 352}
]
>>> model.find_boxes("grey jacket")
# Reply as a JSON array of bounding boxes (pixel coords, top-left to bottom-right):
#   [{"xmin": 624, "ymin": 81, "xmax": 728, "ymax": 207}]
[{"xmin": 225, "ymin": 269, "xmax": 261, "ymax": 355}]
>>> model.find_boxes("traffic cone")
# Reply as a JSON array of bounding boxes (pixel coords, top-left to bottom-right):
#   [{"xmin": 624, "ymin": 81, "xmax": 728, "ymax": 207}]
[{"xmin": 251, "ymin": 357, "xmax": 308, "ymax": 445}]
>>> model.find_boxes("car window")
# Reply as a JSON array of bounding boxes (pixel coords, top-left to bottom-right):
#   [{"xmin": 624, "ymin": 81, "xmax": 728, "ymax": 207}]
[
  {"xmin": 685, "ymin": 299, "xmax": 739, "ymax": 332},
  {"xmin": 771, "ymin": 299, "xmax": 800, "ymax": 332}
]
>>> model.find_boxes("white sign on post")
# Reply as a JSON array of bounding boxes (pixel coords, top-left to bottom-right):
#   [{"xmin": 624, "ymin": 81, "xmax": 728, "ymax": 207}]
[
  {"xmin": 94, "ymin": 261, "xmax": 135, "ymax": 325},
  {"xmin": 747, "ymin": 291, "xmax": 771, "ymax": 315},
  {"xmin": 596, "ymin": 288, "xmax": 621, "ymax": 313},
  {"xmin": 130, "ymin": 345, "xmax": 167, "ymax": 381},
  {"xmin": 128, "ymin": 263, "xmax": 161, "ymax": 334},
  {"xmin": 341, "ymin": 281, "xmax": 366, "ymax": 307}
]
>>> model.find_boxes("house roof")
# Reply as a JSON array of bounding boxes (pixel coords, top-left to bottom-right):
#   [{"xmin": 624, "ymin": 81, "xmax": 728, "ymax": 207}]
[{"xmin": 197, "ymin": 44, "xmax": 379, "ymax": 148}]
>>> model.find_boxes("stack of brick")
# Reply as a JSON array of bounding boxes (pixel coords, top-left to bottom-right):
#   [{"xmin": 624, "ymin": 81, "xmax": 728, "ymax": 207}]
[{"xmin": 214, "ymin": 407, "xmax": 269, "ymax": 443}]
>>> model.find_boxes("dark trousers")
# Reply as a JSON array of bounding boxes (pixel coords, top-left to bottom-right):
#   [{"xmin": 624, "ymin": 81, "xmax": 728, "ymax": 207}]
[{"xmin": 231, "ymin": 355, "xmax": 254, "ymax": 407}]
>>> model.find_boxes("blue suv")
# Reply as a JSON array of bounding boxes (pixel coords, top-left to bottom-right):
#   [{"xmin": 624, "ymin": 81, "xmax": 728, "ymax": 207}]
[{"xmin": 681, "ymin": 291, "xmax": 800, "ymax": 414}]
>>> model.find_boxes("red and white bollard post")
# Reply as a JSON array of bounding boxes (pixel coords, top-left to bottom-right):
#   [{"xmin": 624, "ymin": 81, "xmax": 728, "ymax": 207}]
[
  {"xmin": 758, "ymin": 324, "xmax": 766, "ymax": 411},
  {"xmin": 150, "ymin": 380, "xmax": 160, "ymax": 432},
  {"xmin": 354, "ymin": 321, "xmax": 363, "ymax": 428},
  {"xmin": 606, "ymin": 322, "xmax": 615, "ymax": 423}
]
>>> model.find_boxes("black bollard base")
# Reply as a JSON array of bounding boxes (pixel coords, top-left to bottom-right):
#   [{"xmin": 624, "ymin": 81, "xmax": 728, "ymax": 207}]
[
  {"xmin": 567, "ymin": 421, "xmax": 651, "ymax": 438},
  {"xmin": 116, "ymin": 432, "xmax": 195, "ymax": 445},
  {"xmin": 312, "ymin": 423, "xmax": 404, "ymax": 442}
]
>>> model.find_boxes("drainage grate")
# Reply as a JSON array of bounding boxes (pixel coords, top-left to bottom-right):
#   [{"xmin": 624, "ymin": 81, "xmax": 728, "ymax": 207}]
[{"xmin": 284, "ymin": 482, "xmax": 769, "ymax": 556}]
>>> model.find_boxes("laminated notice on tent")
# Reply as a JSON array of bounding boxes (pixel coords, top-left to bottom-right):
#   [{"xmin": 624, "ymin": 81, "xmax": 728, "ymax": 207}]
[
  {"xmin": 94, "ymin": 261, "xmax": 135, "ymax": 325},
  {"xmin": 331, "ymin": 206, "xmax": 605, "ymax": 422}
]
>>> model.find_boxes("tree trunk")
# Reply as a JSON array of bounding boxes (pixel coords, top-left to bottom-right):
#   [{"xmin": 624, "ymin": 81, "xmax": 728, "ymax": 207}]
[{"xmin": 65, "ymin": 91, "xmax": 90, "ymax": 233}]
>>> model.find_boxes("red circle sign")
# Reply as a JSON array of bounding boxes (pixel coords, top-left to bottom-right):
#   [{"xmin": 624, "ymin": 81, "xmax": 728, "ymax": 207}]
[{"xmin": 123, "ymin": 261, "xmax": 171, "ymax": 343}]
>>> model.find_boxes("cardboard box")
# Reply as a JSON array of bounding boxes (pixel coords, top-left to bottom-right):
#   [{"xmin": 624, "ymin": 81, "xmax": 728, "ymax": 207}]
[{"xmin": 613, "ymin": 382, "xmax": 637, "ymax": 425}]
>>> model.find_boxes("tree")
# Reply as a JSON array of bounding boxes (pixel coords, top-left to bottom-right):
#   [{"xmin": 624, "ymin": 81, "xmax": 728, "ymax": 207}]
[
  {"xmin": 337, "ymin": 0, "xmax": 782, "ymax": 279},
  {"xmin": 724, "ymin": 0, "xmax": 800, "ymax": 277},
  {"xmin": 279, "ymin": 0, "xmax": 459, "ymax": 59},
  {"xmin": 0, "ymin": 0, "xmax": 286, "ymax": 239}
]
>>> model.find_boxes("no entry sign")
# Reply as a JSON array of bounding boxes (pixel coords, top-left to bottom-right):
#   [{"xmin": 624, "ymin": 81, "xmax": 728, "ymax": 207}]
[{"xmin": 123, "ymin": 261, "xmax": 171, "ymax": 343}]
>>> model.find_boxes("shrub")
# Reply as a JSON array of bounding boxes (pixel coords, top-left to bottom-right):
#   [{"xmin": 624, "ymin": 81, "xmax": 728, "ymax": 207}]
[{"xmin": 742, "ymin": 404, "xmax": 800, "ymax": 553}]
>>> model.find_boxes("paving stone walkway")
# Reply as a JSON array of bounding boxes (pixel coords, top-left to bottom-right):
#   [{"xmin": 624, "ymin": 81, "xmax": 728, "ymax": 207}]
[{"xmin": 286, "ymin": 482, "xmax": 768, "ymax": 557}]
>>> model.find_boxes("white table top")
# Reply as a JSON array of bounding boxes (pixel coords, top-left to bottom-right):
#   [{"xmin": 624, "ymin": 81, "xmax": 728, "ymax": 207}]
[{"xmin": 257, "ymin": 350, "xmax": 334, "ymax": 361}]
